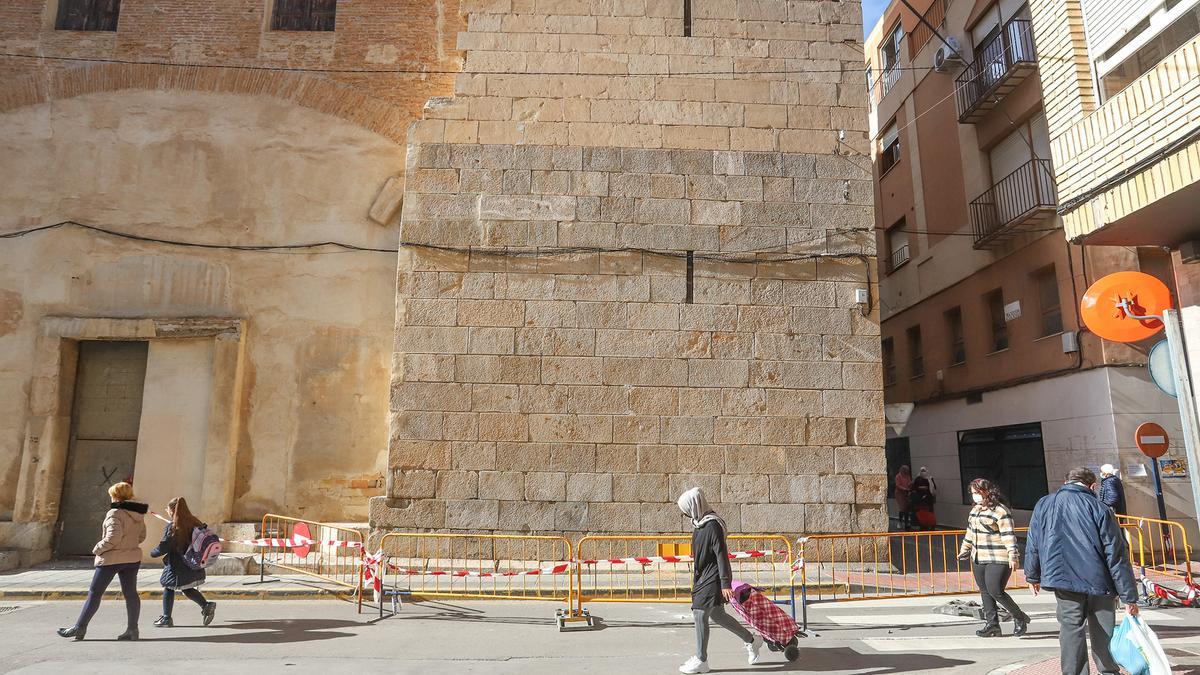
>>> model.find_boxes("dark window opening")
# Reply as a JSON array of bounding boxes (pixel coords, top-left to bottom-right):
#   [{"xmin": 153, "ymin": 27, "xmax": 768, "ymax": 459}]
[
  {"xmin": 1099, "ymin": 5, "xmax": 1200, "ymax": 101},
  {"xmin": 946, "ymin": 306, "xmax": 966, "ymax": 364},
  {"xmin": 880, "ymin": 121, "xmax": 902, "ymax": 174},
  {"xmin": 907, "ymin": 325, "xmax": 924, "ymax": 378},
  {"xmin": 272, "ymin": 0, "xmax": 337, "ymax": 31},
  {"xmin": 886, "ymin": 437, "xmax": 912, "ymax": 499},
  {"xmin": 883, "ymin": 338, "xmax": 897, "ymax": 386},
  {"xmin": 957, "ymin": 422, "xmax": 1049, "ymax": 510},
  {"xmin": 683, "ymin": 0, "xmax": 692, "ymax": 37},
  {"xmin": 1033, "ymin": 265, "xmax": 1062, "ymax": 336},
  {"xmin": 685, "ymin": 250, "xmax": 694, "ymax": 304},
  {"xmin": 985, "ymin": 289, "xmax": 1009, "ymax": 351},
  {"xmin": 56, "ymin": 0, "xmax": 120, "ymax": 31}
]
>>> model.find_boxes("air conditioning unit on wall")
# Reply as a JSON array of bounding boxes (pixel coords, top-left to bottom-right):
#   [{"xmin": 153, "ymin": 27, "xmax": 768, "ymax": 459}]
[{"xmin": 933, "ymin": 38, "xmax": 965, "ymax": 72}]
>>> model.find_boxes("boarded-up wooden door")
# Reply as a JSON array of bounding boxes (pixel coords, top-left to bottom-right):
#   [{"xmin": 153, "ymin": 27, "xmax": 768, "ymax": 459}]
[{"xmin": 55, "ymin": 341, "xmax": 148, "ymax": 557}]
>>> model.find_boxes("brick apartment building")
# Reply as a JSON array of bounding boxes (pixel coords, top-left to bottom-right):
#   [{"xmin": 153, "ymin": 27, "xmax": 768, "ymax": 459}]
[
  {"xmin": 0, "ymin": 0, "xmax": 885, "ymax": 564},
  {"xmin": 864, "ymin": 0, "xmax": 1193, "ymax": 534}
]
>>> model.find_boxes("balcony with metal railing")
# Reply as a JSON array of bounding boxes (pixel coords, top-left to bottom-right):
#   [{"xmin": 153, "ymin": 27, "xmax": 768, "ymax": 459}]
[
  {"xmin": 885, "ymin": 244, "xmax": 911, "ymax": 274},
  {"xmin": 955, "ymin": 18, "xmax": 1038, "ymax": 123},
  {"xmin": 872, "ymin": 65, "xmax": 903, "ymax": 105},
  {"xmin": 970, "ymin": 159, "xmax": 1057, "ymax": 249}
]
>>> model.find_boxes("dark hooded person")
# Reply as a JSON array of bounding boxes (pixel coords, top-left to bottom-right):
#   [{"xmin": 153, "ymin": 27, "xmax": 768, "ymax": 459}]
[{"xmin": 676, "ymin": 487, "xmax": 763, "ymax": 674}]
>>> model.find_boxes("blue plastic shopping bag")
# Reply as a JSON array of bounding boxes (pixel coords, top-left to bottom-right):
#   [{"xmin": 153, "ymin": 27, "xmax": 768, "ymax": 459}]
[{"xmin": 1110, "ymin": 617, "xmax": 1151, "ymax": 675}]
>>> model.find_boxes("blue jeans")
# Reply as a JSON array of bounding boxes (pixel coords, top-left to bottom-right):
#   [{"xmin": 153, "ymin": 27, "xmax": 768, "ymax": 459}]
[{"xmin": 75, "ymin": 562, "xmax": 140, "ymax": 630}]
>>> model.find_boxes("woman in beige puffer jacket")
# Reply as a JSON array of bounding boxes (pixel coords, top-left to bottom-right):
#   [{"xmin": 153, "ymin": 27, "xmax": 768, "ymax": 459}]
[{"xmin": 57, "ymin": 482, "xmax": 147, "ymax": 641}]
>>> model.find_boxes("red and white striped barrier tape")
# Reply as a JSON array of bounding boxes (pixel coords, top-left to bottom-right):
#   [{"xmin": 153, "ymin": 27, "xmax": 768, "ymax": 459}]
[
  {"xmin": 578, "ymin": 550, "xmax": 788, "ymax": 565},
  {"xmin": 149, "ymin": 512, "xmax": 363, "ymax": 549}
]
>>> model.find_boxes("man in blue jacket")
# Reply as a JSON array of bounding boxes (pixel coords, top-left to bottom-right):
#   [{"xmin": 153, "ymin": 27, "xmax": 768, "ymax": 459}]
[{"xmin": 1025, "ymin": 467, "xmax": 1139, "ymax": 675}]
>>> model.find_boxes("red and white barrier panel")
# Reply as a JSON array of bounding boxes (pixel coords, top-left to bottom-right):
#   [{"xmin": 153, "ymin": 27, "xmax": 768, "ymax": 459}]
[
  {"xmin": 358, "ymin": 553, "xmax": 569, "ymax": 592},
  {"xmin": 149, "ymin": 512, "xmax": 363, "ymax": 549},
  {"xmin": 578, "ymin": 550, "xmax": 788, "ymax": 565},
  {"xmin": 385, "ymin": 563, "xmax": 571, "ymax": 578}
]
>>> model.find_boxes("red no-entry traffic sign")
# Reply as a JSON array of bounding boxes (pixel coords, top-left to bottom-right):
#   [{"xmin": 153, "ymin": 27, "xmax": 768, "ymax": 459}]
[{"xmin": 1135, "ymin": 422, "xmax": 1170, "ymax": 459}]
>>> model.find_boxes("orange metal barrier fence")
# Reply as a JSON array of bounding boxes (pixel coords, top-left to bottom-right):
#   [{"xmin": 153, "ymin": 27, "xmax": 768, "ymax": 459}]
[
  {"xmin": 370, "ymin": 532, "xmax": 574, "ymax": 622},
  {"xmin": 256, "ymin": 514, "xmax": 364, "ymax": 593},
  {"xmin": 1117, "ymin": 515, "xmax": 1194, "ymax": 587},
  {"xmin": 569, "ymin": 535, "xmax": 795, "ymax": 629}
]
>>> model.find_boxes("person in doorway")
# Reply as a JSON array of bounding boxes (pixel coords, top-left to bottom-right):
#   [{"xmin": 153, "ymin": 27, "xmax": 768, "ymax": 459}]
[
  {"xmin": 676, "ymin": 487, "xmax": 763, "ymax": 674},
  {"xmin": 150, "ymin": 496, "xmax": 217, "ymax": 627},
  {"xmin": 894, "ymin": 465, "xmax": 914, "ymax": 530},
  {"xmin": 1025, "ymin": 467, "xmax": 1139, "ymax": 675},
  {"xmin": 57, "ymin": 481, "xmax": 147, "ymax": 641},
  {"xmin": 958, "ymin": 478, "xmax": 1031, "ymax": 637},
  {"xmin": 1098, "ymin": 464, "xmax": 1127, "ymax": 515},
  {"xmin": 911, "ymin": 467, "xmax": 938, "ymax": 529}
]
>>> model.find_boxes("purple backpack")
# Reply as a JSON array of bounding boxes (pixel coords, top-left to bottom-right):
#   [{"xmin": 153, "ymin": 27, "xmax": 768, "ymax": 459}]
[{"xmin": 183, "ymin": 526, "xmax": 222, "ymax": 570}]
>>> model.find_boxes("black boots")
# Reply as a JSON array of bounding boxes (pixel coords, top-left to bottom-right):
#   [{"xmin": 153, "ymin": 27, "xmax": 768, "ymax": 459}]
[
  {"xmin": 976, "ymin": 625, "xmax": 1002, "ymax": 637},
  {"xmin": 202, "ymin": 602, "xmax": 217, "ymax": 627},
  {"xmin": 153, "ymin": 615, "xmax": 173, "ymax": 627},
  {"xmin": 1013, "ymin": 617, "xmax": 1030, "ymax": 637},
  {"xmin": 116, "ymin": 627, "xmax": 139, "ymax": 641},
  {"xmin": 56, "ymin": 626, "xmax": 86, "ymax": 640}
]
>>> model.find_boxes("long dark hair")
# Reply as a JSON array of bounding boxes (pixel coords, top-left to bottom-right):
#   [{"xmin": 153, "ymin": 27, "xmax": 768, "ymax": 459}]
[
  {"xmin": 969, "ymin": 478, "xmax": 1009, "ymax": 509},
  {"xmin": 168, "ymin": 497, "xmax": 203, "ymax": 551}
]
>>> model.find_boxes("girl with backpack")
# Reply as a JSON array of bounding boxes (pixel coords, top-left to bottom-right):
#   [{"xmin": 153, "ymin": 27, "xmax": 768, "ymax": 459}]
[{"xmin": 150, "ymin": 497, "xmax": 216, "ymax": 627}]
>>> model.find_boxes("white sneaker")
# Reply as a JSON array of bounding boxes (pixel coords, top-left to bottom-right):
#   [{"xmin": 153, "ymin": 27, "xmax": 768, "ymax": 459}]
[
  {"xmin": 746, "ymin": 634, "xmax": 764, "ymax": 665},
  {"xmin": 679, "ymin": 656, "xmax": 710, "ymax": 674}
]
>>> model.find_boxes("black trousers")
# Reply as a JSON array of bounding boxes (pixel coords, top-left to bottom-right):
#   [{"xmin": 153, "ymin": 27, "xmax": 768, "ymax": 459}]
[
  {"xmin": 973, "ymin": 562, "xmax": 1029, "ymax": 627},
  {"xmin": 163, "ymin": 587, "xmax": 207, "ymax": 617},
  {"xmin": 75, "ymin": 562, "xmax": 140, "ymax": 630}
]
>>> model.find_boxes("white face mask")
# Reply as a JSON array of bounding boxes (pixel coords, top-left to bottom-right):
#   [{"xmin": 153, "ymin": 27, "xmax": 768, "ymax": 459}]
[{"xmin": 971, "ymin": 493, "xmax": 984, "ymax": 505}]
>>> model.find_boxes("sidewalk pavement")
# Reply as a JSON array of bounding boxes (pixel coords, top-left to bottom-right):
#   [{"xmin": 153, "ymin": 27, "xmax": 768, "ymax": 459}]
[{"xmin": 0, "ymin": 562, "xmax": 351, "ymax": 600}]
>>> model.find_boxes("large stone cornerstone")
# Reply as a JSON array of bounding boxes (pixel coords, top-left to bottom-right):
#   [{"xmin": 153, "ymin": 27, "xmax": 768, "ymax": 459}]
[{"xmin": 370, "ymin": 0, "xmax": 883, "ymax": 539}]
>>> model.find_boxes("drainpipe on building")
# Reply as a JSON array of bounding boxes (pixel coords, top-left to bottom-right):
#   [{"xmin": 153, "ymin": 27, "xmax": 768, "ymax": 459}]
[{"xmin": 1162, "ymin": 309, "xmax": 1200, "ymax": 522}]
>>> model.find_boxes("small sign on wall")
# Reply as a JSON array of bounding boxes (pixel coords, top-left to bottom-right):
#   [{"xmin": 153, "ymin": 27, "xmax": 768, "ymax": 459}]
[
  {"xmin": 1004, "ymin": 301, "xmax": 1022, "ymax": 322},
  {"xmin": 1160, "ymin": 458, "xmax": 1188, "ymax": 478},
  {"xmin": 1126, "ymin": 463, "xmax": 1148, "ymax": 478}
]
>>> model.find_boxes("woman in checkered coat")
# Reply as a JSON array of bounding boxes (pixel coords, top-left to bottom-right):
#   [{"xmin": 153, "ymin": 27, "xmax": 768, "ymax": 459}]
[{"xmin": 958, "ymin": 478, "xmax": 1031, "ymax": 638}]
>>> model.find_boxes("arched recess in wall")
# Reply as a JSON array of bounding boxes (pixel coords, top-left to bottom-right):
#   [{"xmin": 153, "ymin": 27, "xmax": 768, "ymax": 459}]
[{"xmin": 0, "ymin": 63, "xmax": 411, "ymax": 144}]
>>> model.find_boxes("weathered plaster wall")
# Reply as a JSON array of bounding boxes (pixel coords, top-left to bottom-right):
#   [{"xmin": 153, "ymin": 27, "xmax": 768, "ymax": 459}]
[
  {"xmin": 0, "ymin": 90, "xmax": 404, "ymax": 522},
  {"xmin": 375, "ymin": 0, "xmax": 884, "ymax": 538}
]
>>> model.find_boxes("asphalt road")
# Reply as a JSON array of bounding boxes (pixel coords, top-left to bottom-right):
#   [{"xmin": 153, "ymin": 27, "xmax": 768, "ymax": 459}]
[{"xmin": 1, "ymin": 592, "xmax": 1197, "ymax": 674}]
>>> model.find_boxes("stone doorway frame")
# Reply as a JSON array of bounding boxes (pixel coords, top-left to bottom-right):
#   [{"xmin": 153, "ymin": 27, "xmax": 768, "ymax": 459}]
[{"xmin": 11, "ymin": 317, "xmax": 247, "ymax": 555}]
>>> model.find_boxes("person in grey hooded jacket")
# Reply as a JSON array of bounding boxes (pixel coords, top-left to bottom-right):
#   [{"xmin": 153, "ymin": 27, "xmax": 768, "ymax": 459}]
[
  {"xmin": 1025, "ymin": 467, "xmax": 1139, "ymax": 675},
  {"xmin": 676, "ymin": 487, "xmax": 762, "ymax": 674}
]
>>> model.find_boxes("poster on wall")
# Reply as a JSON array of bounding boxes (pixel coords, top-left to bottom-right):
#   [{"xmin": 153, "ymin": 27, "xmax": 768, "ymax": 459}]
[
  {"xmin": 1159, "ymin": 458, "xmax": 1188, "ymax": 478},
  {"xmin": 1126, "ymin": 463, "xmax": 1148, "ymax": 477}
]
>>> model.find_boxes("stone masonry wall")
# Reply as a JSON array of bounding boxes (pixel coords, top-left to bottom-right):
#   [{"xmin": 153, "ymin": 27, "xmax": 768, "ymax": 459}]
[{"xmin": 372, "ymin": 0, "xmax": 884, "ymax": 538}]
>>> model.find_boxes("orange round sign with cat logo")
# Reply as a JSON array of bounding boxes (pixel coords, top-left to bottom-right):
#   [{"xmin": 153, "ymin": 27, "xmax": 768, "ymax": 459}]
[{"xmin": 1080, "ymin": 272, "xmax": 1172, "ymax": 343}]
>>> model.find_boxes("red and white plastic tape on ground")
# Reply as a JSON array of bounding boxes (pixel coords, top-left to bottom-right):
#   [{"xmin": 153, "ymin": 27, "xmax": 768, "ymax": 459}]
[
  {"xmin": 149, "ymin": 512, "xmax": 363, "ymax": 549},
  {"xmin": 578, "ymin": 550, "xmax": 788, "ymax": 565}
]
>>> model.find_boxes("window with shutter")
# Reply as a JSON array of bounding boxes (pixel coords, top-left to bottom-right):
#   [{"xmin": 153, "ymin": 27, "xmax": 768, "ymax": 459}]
[
  {"xmin": 272, "ymin": 0, "xmax": 337, "ymax": 31},
  {"xmin": 56, "ymin": 0, "xmax": 120, "ymax": 31}
]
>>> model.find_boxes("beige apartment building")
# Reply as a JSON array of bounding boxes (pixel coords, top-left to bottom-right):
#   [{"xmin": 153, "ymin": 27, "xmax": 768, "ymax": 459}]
[
  {"xmin": 1028, "ymin": 0, "xmax": 1200, "ymax": 530},
  {"xmin": 865, "ymin": 0, "xmax": 1192, "ymax": 533}
]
